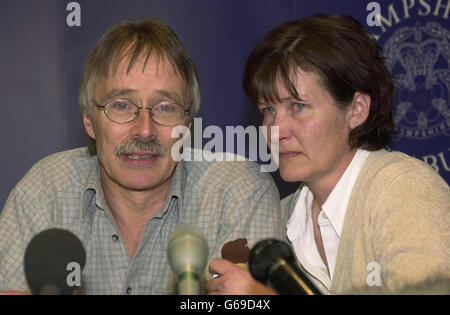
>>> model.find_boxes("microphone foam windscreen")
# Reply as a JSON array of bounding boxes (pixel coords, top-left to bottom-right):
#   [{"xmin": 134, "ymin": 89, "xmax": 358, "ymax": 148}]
[
  {"xmin": 167, "ymin": 225, "xmax": 209, "ymax": 274},
  {"xmin": 24, "ymin": 228, "xmax": 86, "ymax": 295},
  {"xmin": 248, "ymin": 239, "xmax": 296, "ymax": 283}
]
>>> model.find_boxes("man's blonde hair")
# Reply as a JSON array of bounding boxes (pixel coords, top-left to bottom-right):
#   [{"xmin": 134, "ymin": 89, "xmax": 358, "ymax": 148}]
[{"xmin": 78, "ymin": 18, "xmax": 200, "ymax": 155}]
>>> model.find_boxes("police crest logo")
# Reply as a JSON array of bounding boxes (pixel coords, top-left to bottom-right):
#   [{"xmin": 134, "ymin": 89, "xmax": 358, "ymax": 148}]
[
  {"xmin": 371, "ymin": 0, "xmax": 449, "ymax": 182},
  {"xmin": 384, "ymin": 21, "xmax": 449, "ymax": 140}
]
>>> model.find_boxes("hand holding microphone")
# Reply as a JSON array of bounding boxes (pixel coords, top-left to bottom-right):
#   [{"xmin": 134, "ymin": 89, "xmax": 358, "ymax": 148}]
[
  {"xmin": 249, "ymin": 239, "xmax": 321, "ymax": 295},
  {"xmin": 168, "ymin": 228, "xmax": 320, "ymax": 295},
  {"xmin": 208, "ymin": 238, "xmax": 321, "ymax": 295},
  {"xmin": 206, "ymin": 238, "xmax": 276, "ymax": 295},
  {"xmin": 207, "ymin": 258, "xmax": 276, "ymax": 295}
]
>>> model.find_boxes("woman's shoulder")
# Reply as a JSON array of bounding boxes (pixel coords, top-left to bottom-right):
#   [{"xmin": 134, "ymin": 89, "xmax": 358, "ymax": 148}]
[
  {"xmin": 357, "ymin": 149, "xmax": 449, "ymax": 211},
  {"xmin": 363, "ymin": 149, "xmax": 447, "ymax": 186}
]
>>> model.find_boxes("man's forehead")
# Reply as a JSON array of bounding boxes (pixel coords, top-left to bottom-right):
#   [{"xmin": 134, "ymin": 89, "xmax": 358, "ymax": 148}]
[
  {"xmin": 94, "ymin": 69, "xmax": 188, "ymax": 106},
  {"xmin": 100, "ymin": 87, "xmax": 183, "ymax": 103},
  {"xmin": 110, "ymin": 51, "xmax": 178, "ymax": 77},
  {"xmin": 93, "ymin": 49, "xmax": 189, "ymax": 102}
]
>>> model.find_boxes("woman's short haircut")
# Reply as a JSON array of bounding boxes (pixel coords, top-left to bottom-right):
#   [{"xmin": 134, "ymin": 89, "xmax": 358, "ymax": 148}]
[{"xmin": 243, "ymin": 14, "xmax": 396, "ymax": 150}]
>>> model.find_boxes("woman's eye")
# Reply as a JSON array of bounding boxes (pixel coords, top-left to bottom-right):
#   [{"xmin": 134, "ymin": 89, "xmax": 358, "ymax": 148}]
[{"xmin": 261, "ymin": 107, "xmax": 275, "ymax": 115}]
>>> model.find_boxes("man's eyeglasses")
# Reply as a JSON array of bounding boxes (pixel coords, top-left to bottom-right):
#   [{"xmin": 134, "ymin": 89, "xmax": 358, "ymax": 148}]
[{"xmin": 93, "ymin": 99, "xmax": 190, "ymax": 126}]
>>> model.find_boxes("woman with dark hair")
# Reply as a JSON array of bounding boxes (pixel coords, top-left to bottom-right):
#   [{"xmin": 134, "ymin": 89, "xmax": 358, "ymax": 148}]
[{"xmin": 207, "ymin": 14, "xmax": 449, "ymax": 294}]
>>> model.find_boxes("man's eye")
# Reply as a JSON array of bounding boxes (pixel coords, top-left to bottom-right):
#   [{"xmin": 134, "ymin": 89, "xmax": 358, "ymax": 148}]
[
  {"xmin": 293, "ymin": 103, "xmax": 306, "ymax": 111},
  {"xmin": 160, "ymin": 104, "xmax": 172, "ymax": 112},
  {"xmin": 112, "ymin": 101, "xmax": 132, "ymax": 110},
  {"xmin": 155, "ymin": 103, "xmax": 174, "ymax": 112}
]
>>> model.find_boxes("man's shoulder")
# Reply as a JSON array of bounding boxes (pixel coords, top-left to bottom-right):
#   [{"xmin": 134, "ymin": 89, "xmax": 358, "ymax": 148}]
[
  {"xmin": 31, "ymin": 147, "xmax": 94, "ymax": 173},
  {"xmin": 181, "ymin": 149, "xmax": 275, "ymax": 189},
  {"xmin": 18, "ymin": 147, "xmax": 96, "ymax": 191}
]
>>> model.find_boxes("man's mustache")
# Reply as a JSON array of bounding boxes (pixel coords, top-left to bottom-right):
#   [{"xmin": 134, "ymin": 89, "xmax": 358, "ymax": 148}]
[{"xmin": 114, "ymin": 138, "xmax": 167, "ymax": 157}]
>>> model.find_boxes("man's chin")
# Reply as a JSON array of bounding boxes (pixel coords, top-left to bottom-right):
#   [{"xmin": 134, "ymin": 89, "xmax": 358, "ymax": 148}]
[
  {"xmin": 101, "ymin": 159, "xmax": 176, "ymax": 193},
  {"xmin": 118, "ymin": 168, "xmax": 177, "ymax": 192},
  {"xmin": 117, "ymin": 177, "xmax": 168, "ymax": 192}
]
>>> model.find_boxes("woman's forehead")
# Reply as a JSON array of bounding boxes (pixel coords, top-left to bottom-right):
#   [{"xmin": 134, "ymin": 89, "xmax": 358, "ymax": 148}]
[{"xmin": 257, "ymin": 68, "xmax": 324, "ymax": 104}]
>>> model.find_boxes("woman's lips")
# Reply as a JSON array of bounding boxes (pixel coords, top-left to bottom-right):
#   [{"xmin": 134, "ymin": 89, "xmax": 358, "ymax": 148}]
[{"xmin": 279, "ymin": 151, "xmax": 301, "ymax": 158}]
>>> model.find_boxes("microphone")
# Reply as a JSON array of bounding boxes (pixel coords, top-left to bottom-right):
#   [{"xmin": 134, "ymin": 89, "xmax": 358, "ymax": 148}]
[
  {"xmin": 24, "ymin": 228, "xmax": 86, "ymax": 295},
  {"xmin": 249, "ymin": 239, "xmax": 321, "ymax": 295},
  {"xmin": 167, "ymin": 225, "xmax": 209, "ymax": 295}
]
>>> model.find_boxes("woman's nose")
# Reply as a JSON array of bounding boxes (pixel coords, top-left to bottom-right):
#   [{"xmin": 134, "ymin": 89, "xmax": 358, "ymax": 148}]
[{"xmin": 270, "ymin": 112, "xmax": 292, "ymax": 143}]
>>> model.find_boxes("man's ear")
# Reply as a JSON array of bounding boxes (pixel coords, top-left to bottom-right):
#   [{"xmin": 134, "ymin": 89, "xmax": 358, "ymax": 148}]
[
  {"xmin": 83, "ymin": 112, "xmax": 96, "ymax": 140},
  {"xmin": 349, "ymin": 92, "xmax": 371, "ymax": 129}
]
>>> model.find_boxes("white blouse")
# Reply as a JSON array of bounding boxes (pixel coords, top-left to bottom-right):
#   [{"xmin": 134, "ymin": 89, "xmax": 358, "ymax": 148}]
[{"xmin": 286, "ymin": 149, "xmax": 370, "ymax": 294}]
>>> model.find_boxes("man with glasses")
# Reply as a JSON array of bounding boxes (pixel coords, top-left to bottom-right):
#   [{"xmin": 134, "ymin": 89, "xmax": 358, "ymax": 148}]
[{"xmin": 0, "ymin": 19, "xmax": 282, "ymax": 294}]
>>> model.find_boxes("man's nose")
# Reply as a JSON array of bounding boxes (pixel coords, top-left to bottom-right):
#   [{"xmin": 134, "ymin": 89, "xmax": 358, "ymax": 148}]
[{"xmin": 131, "ymin": 108, "xmax": 156, "ymax": 139}]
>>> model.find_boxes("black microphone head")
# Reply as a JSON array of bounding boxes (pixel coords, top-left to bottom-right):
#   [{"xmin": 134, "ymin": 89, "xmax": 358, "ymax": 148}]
[
  {"xmin": 248, "ymin": 239, "xmax": 296, "ymax": 283},
  {"xmin": 24, "ymin": 228, "xmax": 86, "ymax": 295}
]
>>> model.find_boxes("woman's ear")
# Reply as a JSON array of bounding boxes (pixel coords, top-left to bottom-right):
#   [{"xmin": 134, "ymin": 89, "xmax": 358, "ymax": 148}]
[
  {"xmin": 349, "ymin": 92, "xmax": 371, "ymax": 129},
  {"xmin": 83, "ymin": 112, "xmax": 96, "ymax": 140}
]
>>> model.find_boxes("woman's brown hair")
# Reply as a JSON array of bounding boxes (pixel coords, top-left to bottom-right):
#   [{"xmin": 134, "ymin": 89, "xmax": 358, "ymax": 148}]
[{"xmin": 243, "ymin": 14, "xmax": 396, "ymax": 150}]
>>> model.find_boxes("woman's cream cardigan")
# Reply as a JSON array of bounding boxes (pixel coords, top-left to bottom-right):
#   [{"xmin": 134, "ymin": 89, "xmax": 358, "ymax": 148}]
[{"xmin": 281, "ymin": 150, "xmax": 450, "ymax": 294}]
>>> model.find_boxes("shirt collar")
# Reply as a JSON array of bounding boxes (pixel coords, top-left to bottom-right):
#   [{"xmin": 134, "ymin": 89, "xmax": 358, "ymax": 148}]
[
  {"xmin": 286, "ymin": 149, "xmax": 370, "ymax": 239},
  {"xmin": 81, "ymin": 157, "xmax": 105, "ymax": 217},
  {"xmin": 321, "ymin": 149, "xmax": 370, "ymax": 237},
  {"xmin": 81, "ymin": 158, "xmax": 185, "ymax": 218},
  {"xmin": 286, "ymin": 185, "xmax": 313, "ymax": 240},
  {"xmin": 152, "ymin": 159, "xmax": 185, "ymax": 218}
]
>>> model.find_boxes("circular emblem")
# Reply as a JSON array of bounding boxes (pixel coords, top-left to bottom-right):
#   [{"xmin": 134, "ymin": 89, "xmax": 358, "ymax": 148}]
[{"xmin": 382, "ymin": 22, "xmax": 450, "ymax": 140}]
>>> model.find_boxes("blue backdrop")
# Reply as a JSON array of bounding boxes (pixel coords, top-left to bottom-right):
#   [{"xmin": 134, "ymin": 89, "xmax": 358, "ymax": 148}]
[{"xmin": 0, "ymin": 0, "xmax": 448, "ymax": 209}]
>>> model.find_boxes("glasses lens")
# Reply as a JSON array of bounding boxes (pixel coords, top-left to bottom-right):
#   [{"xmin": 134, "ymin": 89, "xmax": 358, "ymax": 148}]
[
  {"xmin": 151, "ymin": 102, "xmax": 186, "ymax": 125},
  {"xmin": 105, "ymin": 100, "xmax": 138, "ymax": 123}
]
